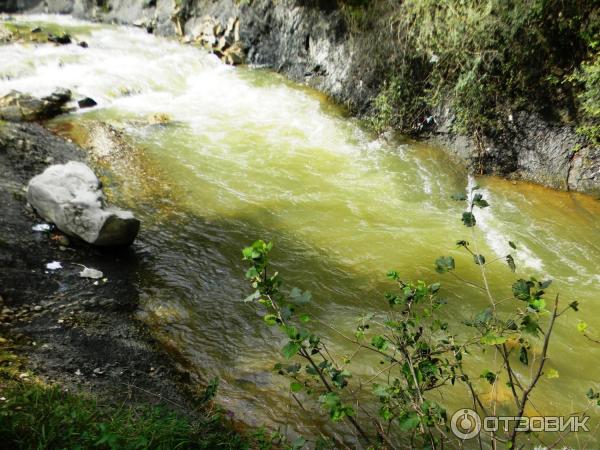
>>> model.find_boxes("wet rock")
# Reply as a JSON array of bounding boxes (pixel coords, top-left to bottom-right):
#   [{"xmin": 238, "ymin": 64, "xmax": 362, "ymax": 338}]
[
  {"xmin": 78, "ymin": 41, "xmax": 88, "ymax": 48},
  {"xmin": 27, "ymin": 161, "xmax": 140, "ymax": 246},
  {"xmin": 0, "ymin": 89, "xmax": 72, "ymax": 122},
  {"xmin": 77, "ymin": 97, "xmax": 97, "ymax": 109},
  {"xmin": 0, "ymin": 25, "xmax": 12, "ymax": 43},
  {"xmin": 47, "ymin": 32, "xmax": 71, "ymax": 44},
  {"xmin": 223, "ymin": 42, "xmax": 245, "ymax": 66},
  {"xmin": 185, "ymin": 15, "xmax": 245, "ymax": 65}
]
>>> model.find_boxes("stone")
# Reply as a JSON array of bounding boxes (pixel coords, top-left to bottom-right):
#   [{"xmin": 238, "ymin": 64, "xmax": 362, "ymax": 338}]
[
  {"xmin": 223, "ymin": 42, "xmax": 245, "ymax": 66},
  {"xmin": 27, "ymin": 161, "xmax": 140, "ymax": 246},
  {"xmin": 47, "ymin": 32, "xmax": 71, "ymax": 44},
  {"xmin": 77, "ymin": 97, "xmax": 97, "ymax": 109},
  {"xmin": 0, "ymin": 89, "xmax": 72, "ymax": 122}
]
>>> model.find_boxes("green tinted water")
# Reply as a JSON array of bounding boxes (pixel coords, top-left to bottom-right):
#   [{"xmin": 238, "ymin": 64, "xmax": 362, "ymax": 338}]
[{"xmin": 2, "ymin": 15, "xmax": 599, "ymax": 447}]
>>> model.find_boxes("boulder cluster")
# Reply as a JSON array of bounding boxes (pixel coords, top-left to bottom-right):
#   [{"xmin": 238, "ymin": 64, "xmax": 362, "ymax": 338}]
[
  {"xmin": 0, "ymin": 89, "xmax": 72, "ymax": 122},
  {"xmin": 183, "ymin": 16, "xmax": 244, "ymax": 65}
]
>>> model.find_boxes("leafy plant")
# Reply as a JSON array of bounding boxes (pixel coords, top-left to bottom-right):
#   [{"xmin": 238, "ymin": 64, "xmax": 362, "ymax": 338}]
[{"xmin": 242, "ymin": 186, "xmax": 579, "ymax": 448}]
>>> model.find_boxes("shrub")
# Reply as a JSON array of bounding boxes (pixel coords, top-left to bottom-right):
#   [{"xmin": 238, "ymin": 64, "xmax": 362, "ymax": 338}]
[
  {"xmin": 242, "ymin": 187, "xmax": 580, "ymax": 448},
  {"xmin": 355, "ymin": 0, "xmax": 599, "ymax": 137}
]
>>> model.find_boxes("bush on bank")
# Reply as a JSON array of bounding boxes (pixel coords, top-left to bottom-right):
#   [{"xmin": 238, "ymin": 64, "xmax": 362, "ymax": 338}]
[{"xmin": 338, "ymin": 0, "xmax": 599, "ymax": 140}]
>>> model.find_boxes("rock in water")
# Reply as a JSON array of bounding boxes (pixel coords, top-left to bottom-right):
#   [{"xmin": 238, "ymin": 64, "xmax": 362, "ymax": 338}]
[
  {"xmin": 77, "ymin": 97, "xmax": 97, "ymax": 109},
  {"xmin": 47, "ymin": 32, "xmax": 71, "ymax": 44},
  {"xmin": 0, "ymin": 89, "xmax": 72, "ymax": 122},
  {"xmin": 27, "ymin": 162, "xmax": 140, "ymax": 246}
]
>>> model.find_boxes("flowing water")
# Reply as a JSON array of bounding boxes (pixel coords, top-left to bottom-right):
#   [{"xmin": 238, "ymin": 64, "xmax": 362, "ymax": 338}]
[{"xmin": 2, "ymin": 15, "xmax": 600, "ymax": 447}]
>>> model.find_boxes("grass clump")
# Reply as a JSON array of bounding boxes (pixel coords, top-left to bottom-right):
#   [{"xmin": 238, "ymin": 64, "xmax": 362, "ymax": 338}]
[
  {"xmin": 0, "ymin": 381, "xmax": 254, "ymax": 450},
  {"xmin": 0, "ymin": 337, "xmax": 260, "ymax": 449}
]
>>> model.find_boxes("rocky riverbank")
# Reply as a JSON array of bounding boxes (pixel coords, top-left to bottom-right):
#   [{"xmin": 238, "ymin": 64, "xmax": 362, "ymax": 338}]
[
  {"xmin": 2, "ymin": 0, "xmax": 598, "ymax": 197},
  {"xmin": 0, "ymin": 118, "xmax": 201, "ymax": 409}
]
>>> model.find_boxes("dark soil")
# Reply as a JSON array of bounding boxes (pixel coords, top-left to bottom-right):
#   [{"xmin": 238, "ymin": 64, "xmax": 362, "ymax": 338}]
[{"xmin": 0, "ymin": 120, "xmax": 196, "ymax": 413}]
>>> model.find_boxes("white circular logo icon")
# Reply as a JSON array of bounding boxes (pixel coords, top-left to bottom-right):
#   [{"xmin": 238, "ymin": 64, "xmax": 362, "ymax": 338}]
[{"xmin": 451, "ymin": 408, "xmax": 481, "ymax": 439}]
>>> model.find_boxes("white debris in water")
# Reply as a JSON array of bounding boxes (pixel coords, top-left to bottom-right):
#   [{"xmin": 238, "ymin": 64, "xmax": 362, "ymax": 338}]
[
  {"xmin": 79, "ymin": 267, "xmax": 104, "ymax": 279},
  {"xmin": 45, "ymin": 261, "xmax": 62, "ymax": 270},
  {"xmin": 32, "ymin": 223, "xmax": 51, "ymax": 232}
]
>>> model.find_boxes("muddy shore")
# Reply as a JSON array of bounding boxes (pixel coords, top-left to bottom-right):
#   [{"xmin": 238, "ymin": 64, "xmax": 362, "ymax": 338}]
[{"xmin": 0, "ymin": 119, "xmax": 201, "ymax": 415}]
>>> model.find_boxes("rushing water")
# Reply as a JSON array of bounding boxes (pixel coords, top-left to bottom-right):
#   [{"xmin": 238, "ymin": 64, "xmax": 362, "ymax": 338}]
[{"xmin": 2, "ymin": 15, "xmax": 600, "ymax": 447}]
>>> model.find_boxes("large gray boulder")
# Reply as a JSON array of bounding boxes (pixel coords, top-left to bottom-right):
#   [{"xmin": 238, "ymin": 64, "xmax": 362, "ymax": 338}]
[{"xmin": 27, "ymin": 161, "xmax": 140, "ymax": 246}]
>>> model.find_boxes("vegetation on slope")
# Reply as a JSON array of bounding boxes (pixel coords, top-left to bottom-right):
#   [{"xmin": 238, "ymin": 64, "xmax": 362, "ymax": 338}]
[{"xmin": 338, "ymin": 0, "xmax": 599, "ymax": 141}]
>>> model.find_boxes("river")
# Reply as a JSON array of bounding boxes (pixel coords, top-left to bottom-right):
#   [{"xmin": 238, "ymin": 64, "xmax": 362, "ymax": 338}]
[{"xmin": 1, "ymin": 14, "xmax": 599, "ymax": 448}]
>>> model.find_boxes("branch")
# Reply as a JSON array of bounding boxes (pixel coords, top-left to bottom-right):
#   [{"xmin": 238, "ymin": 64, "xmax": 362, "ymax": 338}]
[{"xmin": 509, "ymin": 295, "xmax": 560, "ymax": 447}]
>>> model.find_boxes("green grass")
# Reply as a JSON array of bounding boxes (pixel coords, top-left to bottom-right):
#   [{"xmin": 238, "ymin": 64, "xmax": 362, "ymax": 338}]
[
  {"xmin": 0, "ymin": 382, "xmax": 254, "ymax": 450},
  {"xmin": 0, "ymin": 338, "xmax": 265, "ymax": 450}
]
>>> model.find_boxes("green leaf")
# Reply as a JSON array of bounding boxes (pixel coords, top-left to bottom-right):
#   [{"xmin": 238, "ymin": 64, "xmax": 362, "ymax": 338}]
[
  {"xmin": 521, "ymin": 315, "xmax": 540, "ymax": 335},
  {"xmin": 386, "ymin": 270, "xmax": 400, "ymax": 280},
  {"xmin": 291, "ymin": 437, "xmax": 306, "ymax": 450},
  {"xmin": 290, "ymin": 381, "xmax": 303, "ymax": 392},
  {"xmin": 473, "ymin": 254, "xmax": 486, "ymax": 265},
  {"xmin": 512, "ymin": 279, "xmax": 533, "ymax": 300},
  {"xmin": 263, "ymin": 314, "xmax": 278, "ymax": 325},
  {"xmin": 480, "ymin": 333, "xmax": 507, "ymax": 345},
  {"xmin": 243, "ymin": 290, "xmax": 261, "ymax": 303},
  {"xmin": 371, "ymin": 335, "xmax": 389, "ymax": 351},
  {"xmin": 429, "ymin": 282, "xmax": 441, "ymax": 293},
  {"xmin": 282, "ymin": 342, "xmax": 302, "ymax": 359},
  {"xmin": 286, "ymin": 363, "xmax": 301, "ymax": 373},
  {"xmin": 280, "ymin": 305, "xmax": 292, "ymax": 321},
  {"xmin": 546, "ymin": 368, "xmax": 559, "ymax": 379},
  {"xmin": 474, "ymin": 308, "xmax": 492, "ymax": 325},
  {"xmin": 529, "ymin": 298, "xmax": 546, "ymax": 312},
  {"xmin": 456, "ymin": 240, "xmax": 469, "ymax": 247},
  {"xmin": 519, "ymin": 346, "xmax": 528, "ymax": 365},
  {"xmin": 245, "ymin": 267, "xmax": 259, "ymax": 279},
  {"xmin": 398, "ymin": 411, "xmax": 421, "ymax": 431},
  {"xmin": 435, "ymin": 256, "xmax": 455, "ymax": 273},
  {"xmin": 472, "ymin": 193, "xmax": 489, "ymax": 208},
  {"xmin": 480, "ymin": 369, "xmax": 497, "ymax": 384},
  {"xmin": 539, "ymin": 280, "xmax": 553, "ymax": 289},
  {"xmin": 289, "ymin": 287, "xmax": 312, "ymax": 305},
  {"xmin": 506, "ymin": 255, "xmax": 516, "ymax": 272},
  {"xmin": 509, "ymin": 241, "xmax": 517, "ymax": 250},
  {"xmin": 379, "ymin": 405, "xmax": 393, "ymax": 421},
  {"xmin": 569, "ymin": 301, "xmax": 579, "ymax": 312},
  {"xmin": 319, "ymin": 392, "xmax": 340, "ymax": 409},
  {"xmin": 577, "ymin": 321, "xmax": 588, "ymax": 333},
  {"xmin": 451, "ymin": 193, "xmax": 467, "ymax": 201},
  {"xmin": 373, "ymin": 384, "xmax": 390, "ymax": 398},
  {"xmin": 282, "ymin": 325, "xmax": 298, "ymax": 339},
  {"xmin": 299, "ymin": 313, "xmax": 310, "ymax": 323},
  {"xmin": 462, "ymin": 211, "xmax": 476, "ymax": 227}
]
